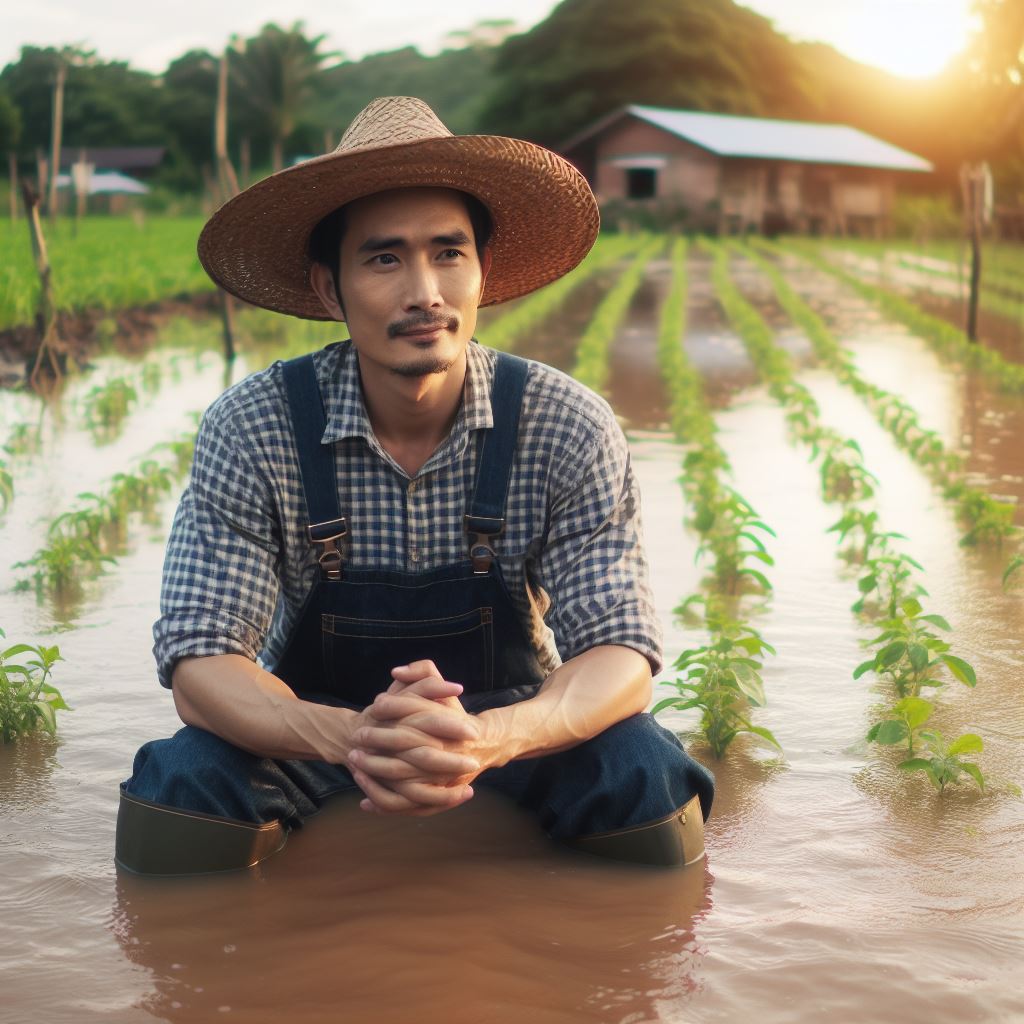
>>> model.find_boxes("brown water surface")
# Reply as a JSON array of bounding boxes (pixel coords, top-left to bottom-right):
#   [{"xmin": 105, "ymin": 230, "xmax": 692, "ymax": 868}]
[{"xmin": 2, "ymin": 275, "xmax": 1023, "ymax": 1023}]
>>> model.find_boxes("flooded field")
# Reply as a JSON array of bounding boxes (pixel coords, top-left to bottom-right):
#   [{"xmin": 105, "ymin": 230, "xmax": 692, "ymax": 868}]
[{"xmin": 2, "ymin": 249, "xmax": 1023, "ymax": 1023}]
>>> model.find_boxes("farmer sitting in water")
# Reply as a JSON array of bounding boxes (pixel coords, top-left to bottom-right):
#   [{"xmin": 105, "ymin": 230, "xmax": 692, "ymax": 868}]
[{"xmin": 115, "ymin": 96, "xmax": 715, "ymax": 875}]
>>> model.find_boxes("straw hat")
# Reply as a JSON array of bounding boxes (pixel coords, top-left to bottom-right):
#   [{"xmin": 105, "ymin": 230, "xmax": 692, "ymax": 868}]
[{"xmin": 196, "ymin": 96, "xmax": 601, "ymax": 320}]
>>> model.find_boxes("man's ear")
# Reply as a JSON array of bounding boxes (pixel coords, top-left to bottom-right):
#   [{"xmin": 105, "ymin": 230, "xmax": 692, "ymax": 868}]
[
  {"xmin": 478, "ymin": 246, "xmax": 493, "ymax": 303},
  {"xmin": 309, "ymin": 261, "xmax": 346, "ymax": 322}
]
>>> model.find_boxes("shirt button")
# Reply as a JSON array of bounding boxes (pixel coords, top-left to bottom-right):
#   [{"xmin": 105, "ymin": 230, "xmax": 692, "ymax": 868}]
[
  {"xmin": 409, "ymin": 549, "xmax": 421, "ymax": 563},
  {"xmin": 408, "ymin": 480, "xmax": 418, "ymax": 494}
]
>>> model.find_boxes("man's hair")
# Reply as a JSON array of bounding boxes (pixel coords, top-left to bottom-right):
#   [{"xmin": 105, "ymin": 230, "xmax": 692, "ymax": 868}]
[{"xmin": 307, "ymin": 189, "xmax": 494, "ymax": 313}]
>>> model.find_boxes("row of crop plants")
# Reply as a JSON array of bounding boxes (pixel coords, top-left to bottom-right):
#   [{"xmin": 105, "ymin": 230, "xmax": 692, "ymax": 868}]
[
  {"xmin": 740, "ymin": 243, "xmax": 1022, "ymax": 558},
  {"xmin": 709, "ymin": 240, "xmax": 997, "ymax": 794},
  {"xmin": 651, "ymin": 238, "xmax": 781, "ymax": 758},
  {"xmin": 778, "ymin": 239, "xmax": 1024, "ymax": 393},
  {"xmin": 571, "ymin": 235, "xmax": 666, "ymax": 393}
]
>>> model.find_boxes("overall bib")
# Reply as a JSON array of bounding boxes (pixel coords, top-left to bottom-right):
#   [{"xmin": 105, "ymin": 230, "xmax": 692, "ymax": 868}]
[
  {"xmin": 269, "ymin": 349, "xmax": 547, "ymax": 709},
  {"xmin": 117, "ymin": 350, "xmax": 714, "ymax": 874}
]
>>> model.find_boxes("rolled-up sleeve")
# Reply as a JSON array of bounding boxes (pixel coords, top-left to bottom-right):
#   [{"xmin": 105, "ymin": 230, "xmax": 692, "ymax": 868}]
[
  {"xmin": 529, "ymin": 410, "xmax": 663, "ymax": 675},
  {"xmin": 152, "ymin": 396, "xmax": 282, "ymax": 688}
]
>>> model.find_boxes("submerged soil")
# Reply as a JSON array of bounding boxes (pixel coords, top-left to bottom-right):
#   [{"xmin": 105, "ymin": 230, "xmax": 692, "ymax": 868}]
[
  {"xmin": 0, "ymin": 292, "xmax": 224, "ymax": 385},
  {"xmin": 1, "ymin": 260, "xmax": 1023, "ymax": 1023}
]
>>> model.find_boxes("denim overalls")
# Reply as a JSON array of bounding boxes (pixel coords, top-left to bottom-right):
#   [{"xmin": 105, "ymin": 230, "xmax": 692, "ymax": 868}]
[
  {"xmin": 269, "ymin": 349, "xmax": 546, "ymax": 708},
  {"xmin": 121, "ymin": 349, "xmax": 714, "ymax": 861}
]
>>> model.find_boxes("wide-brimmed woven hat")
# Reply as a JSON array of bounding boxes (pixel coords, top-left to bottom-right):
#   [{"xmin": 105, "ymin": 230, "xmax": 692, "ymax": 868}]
[{"xmin": 196, "ymin": 95, "xmax": 601, "ymax": 319}]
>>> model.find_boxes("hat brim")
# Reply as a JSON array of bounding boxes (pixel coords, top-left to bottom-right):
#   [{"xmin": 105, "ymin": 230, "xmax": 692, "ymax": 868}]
[{"xmin": 196, "ymin": 134, "xmax": 601, "ymax": 320}]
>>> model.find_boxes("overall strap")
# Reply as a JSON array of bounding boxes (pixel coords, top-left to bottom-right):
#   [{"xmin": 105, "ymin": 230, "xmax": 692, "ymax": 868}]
[
  {"xmin": 465, "ymin": 351, "xmax": 529, "ymax": 574},
  {"xmin": 281, "ymin": 354, "xmax": 347, "ymax": 581}
]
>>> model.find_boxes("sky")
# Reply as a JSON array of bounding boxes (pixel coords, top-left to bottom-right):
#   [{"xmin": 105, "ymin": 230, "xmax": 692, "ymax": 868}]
[{"xmin": 2, "ymin": 0, "xmax": 977, "ymax": 81}]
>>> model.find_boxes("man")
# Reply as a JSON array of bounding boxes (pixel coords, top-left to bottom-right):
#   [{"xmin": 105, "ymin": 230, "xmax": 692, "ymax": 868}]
[{"xmin": 116, "ymin": 96, "xmax": 714, "ymax": 875}]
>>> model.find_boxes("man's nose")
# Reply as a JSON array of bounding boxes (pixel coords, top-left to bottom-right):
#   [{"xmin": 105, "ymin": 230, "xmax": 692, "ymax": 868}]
[{"xmin": 402, "ymin": 259, "xmax": 444, "ymax": 311}]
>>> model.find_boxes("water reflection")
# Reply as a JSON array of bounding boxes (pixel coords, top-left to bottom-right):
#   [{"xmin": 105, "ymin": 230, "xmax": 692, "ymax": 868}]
[
  {"xmin": 0, "ymin": 731, "xmax": 61, "ymax": 811},
  {"xmin": 111, "ymin": 793, "xmax": 712, "ymax": 1023}
]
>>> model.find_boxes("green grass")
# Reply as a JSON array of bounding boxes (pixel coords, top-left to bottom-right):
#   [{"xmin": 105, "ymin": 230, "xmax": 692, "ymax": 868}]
[{"xmin": 1, "ymin": 216, "xmax": 214, "ymax": 330}]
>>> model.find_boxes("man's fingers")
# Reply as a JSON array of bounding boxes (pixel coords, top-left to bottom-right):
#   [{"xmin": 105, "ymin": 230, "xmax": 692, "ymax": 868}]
[
  {"xmin": 399, "ymin": 745, "xmax": 480, "ymax": 776},
  {"xmin": 385, "ymin": 676, "xmax": 463, "ymax": 701},
  {"xmin": 390, "ymin": 660, "xmax": 449, "ymax": 687},
  {"xmin": 350, "ymin": 746, "xmax": 478, "ymax": 780},
  {"xmin": 357, "ymin": 713, "xmax": 477, "ymax": 750},
  {"xmin": 370, "ymin": 692, "xmax": 442, "ymax": 721},
  {"xmin": 351, "ymin": 766, "xmax": 472, "ymax": 811}
]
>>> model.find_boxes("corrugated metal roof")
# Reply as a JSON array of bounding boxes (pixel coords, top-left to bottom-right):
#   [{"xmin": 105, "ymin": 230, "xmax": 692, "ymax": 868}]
[
  {"xmin": 56, "ymin": 171, "xmax": 150, "ymax": 195},
  {"xmin": 57, "ymin": 146, "xmax": 165, "ymax": 170},
  {"xmin": 620, "ymin": 106, "xmax": 932, "ymax": 172}
]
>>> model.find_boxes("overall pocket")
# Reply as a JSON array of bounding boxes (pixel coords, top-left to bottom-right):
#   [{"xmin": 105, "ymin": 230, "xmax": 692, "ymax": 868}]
[{"xmin": 321, "ymin": 607, "xmax": 494, "ymax": 705}]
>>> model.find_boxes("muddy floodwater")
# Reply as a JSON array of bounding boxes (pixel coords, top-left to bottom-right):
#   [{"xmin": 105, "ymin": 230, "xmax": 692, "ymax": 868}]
[{"xmin": 2, "ymin": 255, "xmax": 1024, "ymax": 1023}]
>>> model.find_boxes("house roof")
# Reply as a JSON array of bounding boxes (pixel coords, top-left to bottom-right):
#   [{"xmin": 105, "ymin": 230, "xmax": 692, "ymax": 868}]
[
  {"xmin": 562, "ymin": 105, "xmax": 933, "ymax": 173},
  {"xmin": 56, "ymin": 170, "xmax": 150, "ymax": 195},
  {"xmin": 57, "ymin": 146, "xmax": 165, "ymax": 171}
]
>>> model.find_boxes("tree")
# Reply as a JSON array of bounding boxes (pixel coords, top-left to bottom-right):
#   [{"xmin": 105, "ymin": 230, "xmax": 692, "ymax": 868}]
[
  {"xmin": 476, "ymin": 0, "xmax": 817, "ymax": 147},
  {"xmin": 229, "ymin": 21, "xmax": 341, "ymax": 172}
]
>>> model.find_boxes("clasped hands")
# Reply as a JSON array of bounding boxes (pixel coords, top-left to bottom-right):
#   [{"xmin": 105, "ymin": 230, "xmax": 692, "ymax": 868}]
[{"xmin": 346, "ymin": 660, "xmax": 493, "ymax": 817}]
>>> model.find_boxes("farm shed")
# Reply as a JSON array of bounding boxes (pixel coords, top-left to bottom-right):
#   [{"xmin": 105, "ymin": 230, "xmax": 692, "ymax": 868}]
[{"xmin": 560, "ymin": 105, "xmax": 933, "ymax": 235}]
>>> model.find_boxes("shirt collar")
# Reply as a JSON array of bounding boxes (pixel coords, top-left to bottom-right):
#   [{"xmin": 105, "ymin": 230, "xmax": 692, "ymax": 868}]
[{"xmin": 319, "ymin": 339, "xmax": 495, "ymax": 455}]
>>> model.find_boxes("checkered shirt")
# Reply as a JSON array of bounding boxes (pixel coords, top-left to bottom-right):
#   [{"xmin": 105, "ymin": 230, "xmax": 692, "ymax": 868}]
[{"xmin": 152, "ymin": 338, "xmax": 663, "ymax": 689}]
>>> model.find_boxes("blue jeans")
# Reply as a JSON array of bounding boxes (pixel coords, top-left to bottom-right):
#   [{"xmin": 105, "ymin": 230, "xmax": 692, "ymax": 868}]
[{"xmin": 122, "ymin": 698, "xmax": 714, "ymax": 840}]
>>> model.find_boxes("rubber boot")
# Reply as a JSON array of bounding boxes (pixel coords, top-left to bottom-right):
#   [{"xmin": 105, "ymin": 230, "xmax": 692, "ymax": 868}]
[
  {"xmin": 562, "ymin": 795, "xmax": 705, "ymax": 867},
  {"xmin": 115, "ymin": 788, "xmax": 288, "ymax": 876}
]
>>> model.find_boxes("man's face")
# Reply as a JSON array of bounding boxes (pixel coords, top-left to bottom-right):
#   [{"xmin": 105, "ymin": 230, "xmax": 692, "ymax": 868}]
[{"xmin": 333, "ymin": 187, "xmax": 490, "ymax": 380}]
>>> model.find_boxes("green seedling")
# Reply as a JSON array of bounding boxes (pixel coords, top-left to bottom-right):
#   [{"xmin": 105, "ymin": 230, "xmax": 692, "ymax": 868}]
[
  {"xmin": 817, "ymin": 436, "xmax": 878, "ymax": 504},
  {"xmin": 691, "ymin": 481, "xmax": 775, "ymax": 595},
  {"xmin": 4, "ymin": 422, "xmax": 42, "ymax": 456},
  {"xmin": 853, "ymin": 550, "xmax": 927, "ymax": 617},
  {"xmin": 1004, "ymin": 554, "xmax": 1024, "ymax": 590},
  {"xmin": 655, "ymin": 607, "xmax": 781, "ymax": 759},
  {"xmin": 854, "ymin": 596, "xmax": 976, "ymax": 699},
  {"xmin": 82, "ymin": 376, "xmax": 139, "ymax": 436},
  {"xmin": 0, "ymin": 627, "xmax": 69, "ymax": 742},
  {"xmin": 828, "ymin": 508, "xmax": 904, "ymax": 564},
  {"xmin": 899, "ymin": 731, "xmax": 987, "ymax": 794},
  {"xmin": 867, "ymin": 696, "xmax": 986, "ymax": 792},
  {"xmin": 0, "ymin": 461, "xmax": 12, "ymax": 512},
  {"xmin": 867, "ymin": 695, "xmax": 935, "ymax": 756}
]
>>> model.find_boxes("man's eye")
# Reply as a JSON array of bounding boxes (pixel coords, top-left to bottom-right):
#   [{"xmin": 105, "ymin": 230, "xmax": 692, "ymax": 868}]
[
  {"xmin": 441, "ymin": 248, "xmax": 464, "ymax": 259},
  {"xmin": 373, "ymin": 254, "xmax": 398, "ymax": 265}
]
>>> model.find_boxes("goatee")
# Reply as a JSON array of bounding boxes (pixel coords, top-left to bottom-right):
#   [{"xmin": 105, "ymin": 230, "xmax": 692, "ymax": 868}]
[{"xmin": 389, "ymin": 355, "xmax": 457, "ymax": 378}]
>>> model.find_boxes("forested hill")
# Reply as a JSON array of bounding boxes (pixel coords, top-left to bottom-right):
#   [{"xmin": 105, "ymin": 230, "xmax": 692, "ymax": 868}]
[{"xmin": 1, "ymin": 0, "xmax": 1018, "ymax": 195}]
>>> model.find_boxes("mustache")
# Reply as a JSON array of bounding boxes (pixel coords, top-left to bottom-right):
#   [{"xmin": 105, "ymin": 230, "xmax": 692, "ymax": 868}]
[{"xmin": 388, "ymin": 313, "xmax": 458, "ymax": 338}]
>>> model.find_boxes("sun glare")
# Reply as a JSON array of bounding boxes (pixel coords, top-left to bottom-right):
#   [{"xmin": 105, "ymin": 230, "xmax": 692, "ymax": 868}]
[{"xmin": 746, "ymin": 0, "xmax": 976, "ymax": 79}]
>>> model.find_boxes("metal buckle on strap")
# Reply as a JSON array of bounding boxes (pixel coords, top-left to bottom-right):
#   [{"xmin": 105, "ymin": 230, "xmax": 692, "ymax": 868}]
[
  {"xmin": 307, "ymin": 517, "xmax": 347, "ymax": 581},
  {"xmin": 464, "ymin": 515, "xmax": 504, "ymax": 575}
]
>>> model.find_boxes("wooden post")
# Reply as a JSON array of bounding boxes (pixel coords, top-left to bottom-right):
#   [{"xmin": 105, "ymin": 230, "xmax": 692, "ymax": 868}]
[
  {"xmin": 214, "ymin": 45, "xmax": 242, "ymax": 366},
  {"xmin": 240, "ymin": 136, "xmax": 250, "ymax": 186},
  {"xmin": 20, "ymin": 180, "xmax": 62, "ymax": 384},
  {"xmin": 47, "ymin": 60, "xmax": 66, "ymax": 222},
  {"xmin": 7, "ymin": 152, "xmax": 17, "ymax": 221},
  {"xmin": 960, "ymin": 163, "xmax": 988, "ymax": 343}
]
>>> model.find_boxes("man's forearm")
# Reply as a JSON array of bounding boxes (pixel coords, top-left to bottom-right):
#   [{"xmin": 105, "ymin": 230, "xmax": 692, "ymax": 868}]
[
  {"xmin": 171, "ymin": 653, "xmax": 360, "ymax": 764},
  {"xmin": 475, "ymin": 644, "xmax": 653, "ymax": 767}
]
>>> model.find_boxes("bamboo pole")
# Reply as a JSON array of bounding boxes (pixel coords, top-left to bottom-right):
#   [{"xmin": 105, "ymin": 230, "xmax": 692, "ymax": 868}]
[
  {"xmin": 20, "ymin": 180, "xmax": 62, "ymax": 384},
  {"xmin": 214, "ymin": 44, "xmax": 241, "ymax": 365},
  {"xmin": 47, "ymin": 60, "xmax": 66, "ymax": 222}
]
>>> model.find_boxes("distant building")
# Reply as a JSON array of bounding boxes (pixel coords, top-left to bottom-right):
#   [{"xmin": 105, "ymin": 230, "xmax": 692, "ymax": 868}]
[
  {"xmin": 560, "ymin": 105, "xmax": 933, "ymax": 235},
  {"xmin": 57, "ymin": 146, "xmax": 165, "ymax": 179}
]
